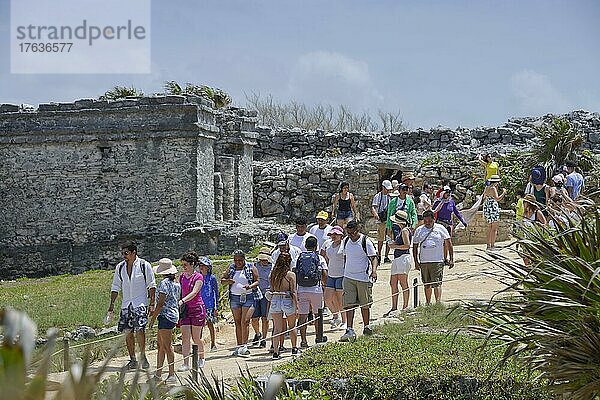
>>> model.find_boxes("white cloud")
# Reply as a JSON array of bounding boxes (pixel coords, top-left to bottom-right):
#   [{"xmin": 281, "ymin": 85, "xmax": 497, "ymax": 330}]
[
  {"xmin": 287, "ymin": 51, "xmax": 383, "ymax": 110},
  {"xmin": 510, "ymin": 69, "xmax": 570, "ymax": 114}
]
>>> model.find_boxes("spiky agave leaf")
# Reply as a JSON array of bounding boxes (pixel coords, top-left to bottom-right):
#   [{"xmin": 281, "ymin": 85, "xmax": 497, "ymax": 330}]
[{"xmin": 464, "ymin": 203, "xmax": 600, "ymax": 399}]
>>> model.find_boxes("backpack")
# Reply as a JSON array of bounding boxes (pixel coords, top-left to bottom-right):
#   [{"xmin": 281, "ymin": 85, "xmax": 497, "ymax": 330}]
[
  {"xmin": 295, "ymin": 252, "xmax": 322, "ymax": 287},
  {"xmin": 343, "ymin": 235, "xmax": 368, "ymax": 255},
  {"xmin": 118, "ymin": 258, "xmax": 148, "ymax": 284}
]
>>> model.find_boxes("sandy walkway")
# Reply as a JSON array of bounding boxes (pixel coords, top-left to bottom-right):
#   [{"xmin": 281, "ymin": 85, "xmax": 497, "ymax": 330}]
[{"xmin": 45, "ymin": 241, "xmax": 519, "ymax": 393}]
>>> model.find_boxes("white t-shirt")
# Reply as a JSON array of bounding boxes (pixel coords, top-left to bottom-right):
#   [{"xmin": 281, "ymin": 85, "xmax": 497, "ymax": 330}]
[
  {"xmin": 230, "ymin": 270, "xmax": 249, "ymax": 295},
  {"xmin": 296, "ymin": 254, "xmax": 328, "ymax": 294},
  {"xmin": 340, "ymin": 234, "xmax": 377, "ymax": 282},
  {"xmin": 322, "ymin": 238, "xmax": 345, "ymax": 278},
  {"xmin": 289, "ymin": 232, "xmax": 317, "ymax": 251},
  {"xmin": 412, "ymin": 223, "xmax": 450, "ymax": 263},
  {"xmin": 309, "ymin": 224, "xmax": 333, "ymax": 250},
  {"xmin": 271, "ymin": 245, "xmax": 302, "ymax": 270}
]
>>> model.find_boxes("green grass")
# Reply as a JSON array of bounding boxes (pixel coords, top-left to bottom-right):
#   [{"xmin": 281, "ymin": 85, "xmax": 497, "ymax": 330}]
[{"xmin": 280, "ymin": 305, "xmax": 552, "ymax": 400}]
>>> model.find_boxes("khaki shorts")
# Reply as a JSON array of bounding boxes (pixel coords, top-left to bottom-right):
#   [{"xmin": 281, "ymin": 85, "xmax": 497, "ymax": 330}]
[
  {"xmin": 297, "ymin": 291, "xmax": 324, "ymax": 315},
  {"xmin": 377, "ymin": 222, "xmax": 387, "ymax": 242},
  {"xmin": 420, "ymin": 262, "xmax": 444, "ymax": 288},
  {"xmin": 342, "ymin": 277, "xmax": 373, "ymax": 308}
]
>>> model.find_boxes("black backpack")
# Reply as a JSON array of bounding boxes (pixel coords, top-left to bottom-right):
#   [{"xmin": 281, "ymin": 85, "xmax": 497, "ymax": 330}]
[{"xmin": 295, "ymin": 252, "xmax": 322, "ymax": 287}]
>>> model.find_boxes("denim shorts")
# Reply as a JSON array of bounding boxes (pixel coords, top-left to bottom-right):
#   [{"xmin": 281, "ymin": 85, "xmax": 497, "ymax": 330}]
[
  {"xmin": 158, "ymin": 315, "xmax": 176, "ymax": 330},
  {"xmin": 326, "ymin": 276, "xmax": 344, "ymax": 291},
  {"xmin": 230, "ymin": 293, "xmax": 255, "ymax": 309},
  {"xmin": 269, "ymin": 294, "xmax": 296, "ymax": 316},
  {"xmin": 337, "ymin": 210, "xmax": 353, "ymax": 220},
  {"xmin": 252, "ymin": 297, "xmax": 269, "ymax": 318}
]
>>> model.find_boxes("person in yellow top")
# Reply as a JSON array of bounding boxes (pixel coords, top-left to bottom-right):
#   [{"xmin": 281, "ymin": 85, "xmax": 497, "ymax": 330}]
[
  {"xmin": 515, "ymin": 189, "xmax": 525, "ymax": 221},
  {"xmin": 479, "ymin": 153, "xmax": 499, "ymax": 185}
]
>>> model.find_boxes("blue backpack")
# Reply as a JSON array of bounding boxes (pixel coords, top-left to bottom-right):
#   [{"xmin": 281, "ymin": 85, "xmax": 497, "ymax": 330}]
[{"xmin": 295, "ymin": 252, "xmax": 321, "ymax": 287}]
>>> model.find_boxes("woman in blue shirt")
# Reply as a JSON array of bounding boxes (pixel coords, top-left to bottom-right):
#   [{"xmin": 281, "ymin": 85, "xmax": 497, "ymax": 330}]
[
  {"xmin": 198, "ymin": 256, "xmax": 219, "ymax": 352},
  {"xmin": 149, "ymin": 258, "xmax": 180, "ymax": 385}
]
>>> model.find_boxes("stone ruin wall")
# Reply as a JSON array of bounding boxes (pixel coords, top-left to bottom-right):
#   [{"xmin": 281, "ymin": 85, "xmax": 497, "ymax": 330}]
[
  {"xmin": 0, "ymin": 97, "xmax": 266, "ymax": 279},
  {"xmin": 252, "ymin": 110, "xmax": 600, "ymax": 244}
]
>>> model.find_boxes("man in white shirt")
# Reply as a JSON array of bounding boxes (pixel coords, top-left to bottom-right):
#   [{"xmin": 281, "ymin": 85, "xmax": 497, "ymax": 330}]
[
  {"xmin": 371, "ymin": 180, "xmax": 392, "ymax": 262},
  {"xmin": 271, "ymin": 232, "xmax": 302, "ymax": 270},
  {"xmin": 309, "ymin": 210, "xmax": 333, "ymax": 250},
  {"xmin": 412, "ymin": 210, "xmax": 454, "ymax": 305},
  {"xmin": 289, "ymin": 216, "xmax": 317, "ymax": 251},
  {"xmin": 339, "ymin": 220, "xmax": 378, "ymax": 342},
  {"xmin": 108, "ymin": 243, "xmax": 156, "ymax": 370},
  {"xmin": 294, "ymin": 236, "xmax": 328, "ymax": 349}
]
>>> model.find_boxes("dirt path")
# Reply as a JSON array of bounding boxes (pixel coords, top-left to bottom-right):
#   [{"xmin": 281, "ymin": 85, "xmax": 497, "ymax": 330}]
[{"xmin": 45, "ymin": 241, "xmax": 519, "ymax": 393}]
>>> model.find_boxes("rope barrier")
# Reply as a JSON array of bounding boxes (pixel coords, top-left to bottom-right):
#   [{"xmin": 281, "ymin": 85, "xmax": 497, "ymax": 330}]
[{"xmin": 43, "ymin": 265, "xmax": 503, "ymax": 380}]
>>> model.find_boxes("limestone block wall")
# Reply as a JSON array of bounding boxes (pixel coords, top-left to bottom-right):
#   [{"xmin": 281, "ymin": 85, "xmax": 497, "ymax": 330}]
[
  {"xmin": 253, "ymin": 110, "xmax": 600, "ymax": 161},
  {"xmin": 452, "ymin": 210, "xmax": 515, "ymax": 245},
  {"xmin": 0, "ymin": 96, "xmax": 219, "ymax": 278}
]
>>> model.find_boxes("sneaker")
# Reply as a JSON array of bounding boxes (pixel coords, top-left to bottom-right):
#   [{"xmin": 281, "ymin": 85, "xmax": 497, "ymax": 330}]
[
  {"xmin": 339, "ymin": 329, "xmax": 356, "ymax": 342},
  {"xmin": 330, "ymin": 317, "xmax": 341, "ymax": 327},
  {"xmin": 164, "ymin": 375, "xmax": 177, "ymax": 385},
  {"xmin": 339, "ymin": 323, "xmax": 347, "ymax": 331},
  {"xmin": 231, "ymin": 348, "xmax": 240, "ymax": 356},
  {"xmin": 268, "ymin": 345, "xmax": 275, "ymax": 354},
  {"xmin": 141, "ymin": 356, "xmax": 150, "ymax": 370},
  {"xmin": 363, "ymin": 326, "xmax": 374, "ymax": 336},
  {"xmin": 279, "ymin": 345, "xmax": 288, "ymax": 353},
  {"xmin": 251, "ymin": 333, "xmax": 262, "ymax": 345},
  {"xmin": 177, "ymin": 364, "xmax": 190, "ymax": 372},
  {"xmin": 239, "ymin": 345, "xmax": 251, "ymax": 356},
  {"xmin": 300, "ymin": 341, "xmax": 309, "ymax": 349},
  {"xmin": 127, "ymin": 359, "xmax": 138, "ymax": 370},
  {"xmin": 323, "ymin": 307, "xmax": 331, "ymax": 318},
  {"xmin": 384, "ymin": 256, "xmax": 391, "ymax": 263},
  {"xmin": 291, "ymin": 347, "xmax": 300, "ymax": 355},
  {"xmin": 383, "ymin": 309, "xmax": 397, "ymax": 318},
  {"xmin": 198, "ymin": 359, "xmax": 205, "ymax": 368},
  {"xmin": 259, "ymin": 340, "xmax": 267, "ymax": 348},
  {"xmin": 210, "ymin": 345, "xmax": 217, "ymax": 352},
  {"xmin": 272, "ymin": 353, "xmax": 281, "ymax": 360}
]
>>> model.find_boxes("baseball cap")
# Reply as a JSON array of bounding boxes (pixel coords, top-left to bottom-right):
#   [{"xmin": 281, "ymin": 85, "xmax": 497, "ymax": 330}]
[
  {"xmin": 316, "ymin": 210, "xmax": 329, "ymax": 220},
  {"xmin": 382, "ymin": 180, "xmax": 393, "ymax": 190},
  {"xmin": 328, "ymin": 226, "xmax": 344, "ymax": 236},
  {"xmin": 276, "ymin": 232, "xmax": 289, "ymax": 246}
]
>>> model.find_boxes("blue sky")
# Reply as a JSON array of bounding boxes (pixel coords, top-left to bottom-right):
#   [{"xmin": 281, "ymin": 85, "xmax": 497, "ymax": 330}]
[{"xmin": 0, "ymin": 0, "xmax": 598, "ymax": 129}]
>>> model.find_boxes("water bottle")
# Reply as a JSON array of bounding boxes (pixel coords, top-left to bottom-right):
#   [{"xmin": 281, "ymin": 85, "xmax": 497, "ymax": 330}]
[{"xmin": 103, "ymin": 311, "xmax": 113, "ymax": 325}]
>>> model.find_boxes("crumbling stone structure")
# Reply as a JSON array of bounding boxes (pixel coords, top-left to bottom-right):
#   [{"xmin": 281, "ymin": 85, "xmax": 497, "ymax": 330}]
[{"xmin": 0, "ymin": 96, "xmax": 263, "ymax": 279}]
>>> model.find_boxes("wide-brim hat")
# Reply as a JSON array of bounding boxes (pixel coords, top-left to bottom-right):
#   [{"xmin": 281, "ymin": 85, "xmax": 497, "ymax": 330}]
[
  {"xmin": 531, "ymin": 167, "xmax": 546, "ymax": 185},
  {"xmin": 257, "ymin": 246, "xmax": 272, "ymax": 263},
  {"xmin": 403, "ymin": 172, "xmax": 416, "ymax": 181},
  {"xmin": 390, "ymin": 210, "xmax": 408, "ymax": 224},
  {"xmin": 154, "ymin": 258, "xmax": 178, "ymax": 275},
  {"xmin": 523, "ymin": 194, "xmax": 538, "ymax": 206},
  {"xmin": 488, "ymin": 174, "xmax": 501, "ymax": 183}
]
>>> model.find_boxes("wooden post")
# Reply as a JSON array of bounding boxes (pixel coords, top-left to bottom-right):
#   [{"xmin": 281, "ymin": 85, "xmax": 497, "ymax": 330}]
[
  {"xmin": 191, "ymin": 344, "xmax": 198, "ymax": 383},
  {"xmin": 315, "ymin": 308, "xmax": 327, "ymax": 343},
  {"xmin": 62, "ymin": 337, "xmax": 70, "ymax": 372},
  {"xmin": 413, "ymin": 278, "xmax": 419, "ymax": 308}
]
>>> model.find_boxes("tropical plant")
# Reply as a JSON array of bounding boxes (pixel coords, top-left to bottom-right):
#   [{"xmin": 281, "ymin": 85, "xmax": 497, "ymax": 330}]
[
  {"xmin": 99, "ymin": 86, "xmax": 144, "ymax": 100},
  {"xmin": 463, "ymin": 201, "xmax": 600, "ymax": 400},
  {"xmin": 164, "ymin": 81, "xmax": 232, "ymax": 109},
  {"xmin": 527, "ymin": 117, "xmax": 584, "ymax": 177}
]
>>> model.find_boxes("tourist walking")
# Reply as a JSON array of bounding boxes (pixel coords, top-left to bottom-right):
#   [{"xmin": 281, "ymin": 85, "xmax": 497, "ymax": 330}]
[
  {"xmin": 339, "ymin": 220, "xmax": 378, "ymax": 342},
  {"xmin": 177, "ymin": 252, "xmax": 206, "ymax": 370},
  {"xmin": 565, "ymin": 160, "xmax": 585, "ymax": 200},
  {"xmin": 221, "ymin": 250, "xmax": 261, "ymax": 356},
  {"xmin": 149, "ymin": 258, "xmax": 180, "ymax": 384},
  {"xmin": 331, "ymin": 181, "xmax": 359, "ymax": 227},
  {"xmin": 271, "ymin": 232, "xmax": 302, "ymax": 270},
  {"xmin": 394, "ymin": 183, "xmax": 418, "ymax": 229},
  {"xmin": 294, "ymin": 236, "xmax": 328, "ymax": 348},
  {"xmin": 269, "ymin": 253, "xmax": 298, "ymax": 360},
  {"xmin": 321, "ymin": 225, "xmax": 346, "ymax": 329},
  {"xmin": 483, "ymin": 175, "xmax": 506, "ymax": 250},
  {"xmin": 309, "ymin": 211, "xmax": 333, "ymax": 250},
  {"xmin": 198, "ymin": 256, "xmax": 219, "ymax": 352},
  {"xmin": 432, "ymin": 186, "xmax": 468, "ymax": 236},
  {"xmin": 372, "ymin": 180, "xmax": 392, "ymax": 262},
  {"xmin": 385, "ymin": 210, "xmax": 413, "ymax": 314},
  {"xmin": 412, "ymin": 210, "xmax": 454, "ymax": 305},
  {"xmin": 289, "ymin": 216, "xmax": 317, "ymax": 251},
  {"xmin": 108, "ymin": 243, "xmax": 156, "ymax": 370},
  {"xmin": 250, "ymin": 247, "xmax": 273, "ymax": 349}
]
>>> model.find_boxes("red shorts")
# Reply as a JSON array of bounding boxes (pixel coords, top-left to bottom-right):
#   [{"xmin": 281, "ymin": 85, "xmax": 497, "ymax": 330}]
[{"xmin": 178, "ymin": 303, "xmax": 206, "ymax": 327}]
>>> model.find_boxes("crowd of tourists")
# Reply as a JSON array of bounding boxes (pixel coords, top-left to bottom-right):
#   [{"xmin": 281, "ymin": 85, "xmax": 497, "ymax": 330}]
[{"xmin": 105, "ymin": 156, "xmax": 586, "ymax": 383}]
